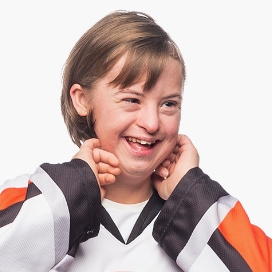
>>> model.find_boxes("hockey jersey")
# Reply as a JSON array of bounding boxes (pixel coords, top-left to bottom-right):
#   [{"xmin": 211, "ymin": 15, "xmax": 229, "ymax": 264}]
[{"xmin": 0, "ymin": 159, "xmax": 271, "ymax": 271}]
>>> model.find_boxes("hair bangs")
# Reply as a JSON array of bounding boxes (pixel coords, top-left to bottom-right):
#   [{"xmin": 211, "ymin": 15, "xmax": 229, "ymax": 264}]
[{"xmin": 109, "ymin": 46, "xmax": 172, "ymax": 91}]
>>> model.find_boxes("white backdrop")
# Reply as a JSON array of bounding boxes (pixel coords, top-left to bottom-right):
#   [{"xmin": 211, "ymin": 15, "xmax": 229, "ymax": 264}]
[{"xmin": 1, "ymin": 1, "xmax": 271, "ymax": 237}]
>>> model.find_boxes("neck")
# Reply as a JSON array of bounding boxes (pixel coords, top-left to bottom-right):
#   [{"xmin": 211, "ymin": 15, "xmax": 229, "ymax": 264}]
[{"xmin": 104, "ymin": 175, "xmax": 154, "ymax": 204}]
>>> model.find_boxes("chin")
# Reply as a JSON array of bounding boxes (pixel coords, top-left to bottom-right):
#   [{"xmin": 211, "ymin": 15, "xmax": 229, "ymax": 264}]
[{"xmin": 121, "ymin": 164, "xmax": 154, "ymax": 177}]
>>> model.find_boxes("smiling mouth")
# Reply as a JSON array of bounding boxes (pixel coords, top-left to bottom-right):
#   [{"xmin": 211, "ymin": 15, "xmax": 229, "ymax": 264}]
[{"xmin": 126, "ymin": 137, "xmax": 156, "ymax": 148}]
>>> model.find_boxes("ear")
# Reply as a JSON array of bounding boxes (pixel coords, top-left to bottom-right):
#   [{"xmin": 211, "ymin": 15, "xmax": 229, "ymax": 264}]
[{"xmin": 70, "ymin": 84, "xmax": 88, "ymax": 116}]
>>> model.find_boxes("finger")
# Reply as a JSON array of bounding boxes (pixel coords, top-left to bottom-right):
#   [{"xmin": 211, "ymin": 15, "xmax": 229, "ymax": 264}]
[
  {"xmin": 154, "ymin": 165, "xmax": 169, "ymax": 179},
  {"xmin": 162, "ymin": 159, "xmax": 171, "ymax": 167},
  {"xmin": 82, "ymin": 138, "xmax": 101, "ymax": 150},
  {"xmin": 72, "ymin": 138, "xmax": 100, "ymax": 161},
  {"xmin": 172, "ymin": 144, "xmax": 179, "ymax": 154},
  {"xmin": 98, "ymin": 173, "xmax": 117, "ymax": 185},
  {"xmin": 168, "ymin": 152, "xmax": 178, "ymax": 163},
  {"xmin": 93, "ymin": 148, "xmax": 120, "ymax": 167},
  {"xmin": 177, "ymin": 134, "xmax": 195, "ymax": 147},
  {"xmin": 97, "ymin": 162, "xmax": 121, "ymax": 176},
  {"xmin": 169, "ymin": 161, "xmax": 176, "ymax": 173}
]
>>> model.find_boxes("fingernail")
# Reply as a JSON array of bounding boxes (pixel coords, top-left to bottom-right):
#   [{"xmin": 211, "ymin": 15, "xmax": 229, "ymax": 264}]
[{"xmin": 161, "ymin": 169, "xmax": 168, "ymax": 179}]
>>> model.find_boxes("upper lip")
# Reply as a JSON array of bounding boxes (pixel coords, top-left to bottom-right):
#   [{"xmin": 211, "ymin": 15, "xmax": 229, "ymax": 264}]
[{"xmin": 126, "ymin": 136, "xmax": 157, "ymax": 145}]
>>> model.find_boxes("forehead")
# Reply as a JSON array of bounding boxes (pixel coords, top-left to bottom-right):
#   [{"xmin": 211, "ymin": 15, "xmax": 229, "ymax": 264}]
[{"xmin": 105, "ymin": 54, "xmax": 184, "ymax": 90}]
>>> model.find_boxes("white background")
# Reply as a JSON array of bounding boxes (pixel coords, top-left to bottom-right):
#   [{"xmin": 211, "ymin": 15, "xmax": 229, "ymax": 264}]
[{"xmin": 1, "ymin": 1, "xmax": 271, "ymax": 237}]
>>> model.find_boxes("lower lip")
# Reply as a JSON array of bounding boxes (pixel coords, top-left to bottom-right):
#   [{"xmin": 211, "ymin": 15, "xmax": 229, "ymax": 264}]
[{"xmin": 123, "ymin": 138, "xmax": 158, "ymax": 157}]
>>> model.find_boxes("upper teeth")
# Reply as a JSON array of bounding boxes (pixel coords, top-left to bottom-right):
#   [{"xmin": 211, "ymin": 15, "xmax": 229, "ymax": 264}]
[{"xmin": 127, "ymin": 137, "xmax": 155, "ymax": 145}]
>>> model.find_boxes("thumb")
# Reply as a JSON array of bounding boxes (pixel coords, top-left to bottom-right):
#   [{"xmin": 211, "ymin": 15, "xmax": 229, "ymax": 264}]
[{"xmin": 151, "ymin": 172, "xmax": 168, "ymax": 200}]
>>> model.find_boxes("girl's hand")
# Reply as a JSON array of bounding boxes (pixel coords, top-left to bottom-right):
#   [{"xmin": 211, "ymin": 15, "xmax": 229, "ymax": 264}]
[
  {"xmin": 152, "ymin": 134, "xmax": 199, "ymax": 200},
  {"xmin": 72, "ymin": 138, "xmax": 121, "ymax": 198}
]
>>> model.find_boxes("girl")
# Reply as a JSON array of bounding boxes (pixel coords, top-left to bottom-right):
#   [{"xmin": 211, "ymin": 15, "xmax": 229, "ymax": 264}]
[{"xmin": 1, "ymin": 10, "xmax": 271, "ymax": 272}]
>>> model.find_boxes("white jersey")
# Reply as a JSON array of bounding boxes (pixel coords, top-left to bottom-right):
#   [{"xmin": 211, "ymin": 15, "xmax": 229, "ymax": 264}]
[
  {"xmin": 1, "ymin": 159, "xmax": 269, "ymax": 271},
  {"xmin": 68, "ymin": 218, "xmax": 180, "ymax": 271}
]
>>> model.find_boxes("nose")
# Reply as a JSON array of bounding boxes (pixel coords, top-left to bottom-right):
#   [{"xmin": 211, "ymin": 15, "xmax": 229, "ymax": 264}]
[{"xmin": 137, "ymin": 105, "xmax": 160, "ymax": 133}]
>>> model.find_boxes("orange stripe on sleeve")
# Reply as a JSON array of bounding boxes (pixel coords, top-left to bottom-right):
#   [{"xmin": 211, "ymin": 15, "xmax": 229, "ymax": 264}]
[
  {"xmin": 0, "ymin": 181, "xmax": 31, "ymax": 210},
  {"xmin": 218, "ymin": 201, "xmax": 272, "ymax": 272}
]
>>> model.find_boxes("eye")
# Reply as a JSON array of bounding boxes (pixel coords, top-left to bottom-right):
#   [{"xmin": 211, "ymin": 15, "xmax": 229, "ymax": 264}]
[
  {"xmin": 162, "ymin": 101, "xmax": 180, "ymax": 108},
  {"xmin": 125, "ymin": 98, "xmax": 140, "ymax": 104}
]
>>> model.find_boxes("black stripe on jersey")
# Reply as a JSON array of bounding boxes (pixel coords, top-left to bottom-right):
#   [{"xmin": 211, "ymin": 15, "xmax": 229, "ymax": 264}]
[
  {"xmin": 26, "ymin": 181, "xmax": 42, "ymax": 199},
  {"xmin": 41, "ymin": 159, "xmax": 101, "ymax": 248},
  {"xmin": 101, "ymin": 191, "xmax": 165, "ymax": 244},
  {"xmin": 0, "ymin": 182, "xmax": 41, "ymax": 227},
  {"xmin": 127, "ymin": 190, "xmax": 165, "ymax": 244},
  {"xmin": 101, "ymin": 206, "xmax": 125, "ymax": 243},
  {"xmin": 153, "ymin": 167, "xmax": 229, "ymax": 260},
  {"xmin": 208, "ymin": 229, "xmax": 253, "ymax": 272},
  {"xmin": 0, "ymin": 202, "xmax": 24, "ymax": 228}
]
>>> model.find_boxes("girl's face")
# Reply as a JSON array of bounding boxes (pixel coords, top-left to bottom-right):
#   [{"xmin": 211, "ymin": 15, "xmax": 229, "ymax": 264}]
[{"xmin": 91, "ymin": 56, "xmax": 183, "ymax": 180}]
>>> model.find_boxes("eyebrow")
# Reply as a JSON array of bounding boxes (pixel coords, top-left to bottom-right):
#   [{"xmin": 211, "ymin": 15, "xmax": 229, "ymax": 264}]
[
  {"xmin": 164, "ymin": 93, "xmax": 183, "ymax": 100},
  {"xmin": 116, "ymin": 89, "xmax": 182, "ymax": 100},
  {"xmin": 116, "ymin": 89, "xmax": 144, "ymax": 97}
]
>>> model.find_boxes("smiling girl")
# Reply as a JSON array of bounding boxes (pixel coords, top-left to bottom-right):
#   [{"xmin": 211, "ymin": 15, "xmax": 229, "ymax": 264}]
[{"xmin": 0, "ymin": 10, "xmax": 271, "ymax": 272}]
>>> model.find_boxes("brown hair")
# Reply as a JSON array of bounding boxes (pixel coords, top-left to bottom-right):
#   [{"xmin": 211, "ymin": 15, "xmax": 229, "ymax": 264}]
[{"xmin": 61, "ymin": 10, "xmax": 186, "ymax": 147}]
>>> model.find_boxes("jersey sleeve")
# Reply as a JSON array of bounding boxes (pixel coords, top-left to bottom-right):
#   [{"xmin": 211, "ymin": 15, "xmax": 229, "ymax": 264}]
[
  {"xmin": 0, "ymin": 158, "xmax": 101, "ymax": 272},
  {"xmin": 153, "ymin": 167, "xmax": 272, "ymax": 272}
]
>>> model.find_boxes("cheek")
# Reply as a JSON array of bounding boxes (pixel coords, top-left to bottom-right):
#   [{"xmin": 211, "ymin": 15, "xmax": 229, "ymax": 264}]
[
  {"xmin": 164, "ymin": 116, "xmax": 180, "ymax": 136},
  {"xmin": 92, "ymin": 102, "xmax": 110, "ymax": 128},
  {"xmin": 93, "ymin": 112, "xmax": 123, "ymax": 150}
]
